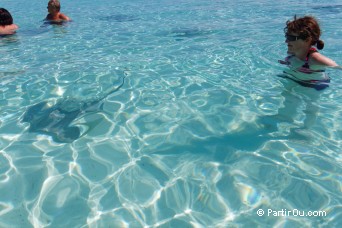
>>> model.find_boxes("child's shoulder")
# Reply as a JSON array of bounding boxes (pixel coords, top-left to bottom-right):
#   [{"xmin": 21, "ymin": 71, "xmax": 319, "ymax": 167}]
[
  {"xmin": 0, "ymin": 24, "xmax": 18, "ymax": 34},
  {"xmin": 59, "ymin": 13, "xmax": 70, "ymax": 21},
  {"xmin": 310, "ymin": 52, "xmax": 337, "ymax": 67}
]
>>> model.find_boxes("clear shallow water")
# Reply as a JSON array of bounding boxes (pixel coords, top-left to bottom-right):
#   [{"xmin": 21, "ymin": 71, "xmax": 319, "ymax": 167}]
[{"xmin": 1, "ymin": 0, "xmax": 342, "ymax": 227}]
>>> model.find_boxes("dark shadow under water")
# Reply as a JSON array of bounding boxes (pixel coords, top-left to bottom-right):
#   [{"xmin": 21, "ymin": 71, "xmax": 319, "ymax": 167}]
[
  {"xmin": 155, "ymin": 27, "xmax": 215, "ymax": 41},
  {"xmin": 98, "ymin": 14, "xmax": 139, "ymax": 22},
  {"xmin": 22, "ymin": 76, "xmax": 125, "ymax": 143}
]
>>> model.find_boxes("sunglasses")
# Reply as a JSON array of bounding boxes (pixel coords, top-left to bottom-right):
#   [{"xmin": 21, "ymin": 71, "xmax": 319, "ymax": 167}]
[{"xmin": 285, "ymin": 34, "xmax": 303, "ymax": 42}]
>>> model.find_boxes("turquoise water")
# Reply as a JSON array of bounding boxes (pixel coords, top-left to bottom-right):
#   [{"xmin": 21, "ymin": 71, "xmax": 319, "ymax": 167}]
[{"xmin": 1, "ymin": 0, "xmax": 342, "ymax": 227}]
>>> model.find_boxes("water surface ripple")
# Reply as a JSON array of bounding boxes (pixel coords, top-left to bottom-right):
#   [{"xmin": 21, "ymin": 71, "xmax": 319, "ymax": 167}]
[{"xmin": 1, "ymin": 0, "xmax": 342, "ymax": 227}]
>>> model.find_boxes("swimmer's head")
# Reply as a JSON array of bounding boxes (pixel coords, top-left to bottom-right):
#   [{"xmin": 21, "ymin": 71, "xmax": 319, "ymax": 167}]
[
  {"xmin": 0, "ymin": 8, "xmax": 14, "ymax": 26},
  {"xmin": 48, "ymin": 0, "xmax": 61, "ymax": 12},
  {"xmin": 284, "ymin": 15, "xmax": 324, "ymax": 50}
]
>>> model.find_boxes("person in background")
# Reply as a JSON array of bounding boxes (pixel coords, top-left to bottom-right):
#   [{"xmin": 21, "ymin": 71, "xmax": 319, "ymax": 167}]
[
  {"xmin": 46, "ymin": 0, "xmax": 71, "ymax": 21},
  {"xmin": 0, "ymin": 8, "xmax": 18, "ymax": 35},
  {"xmin": 278, "ymin": 15, "xmax": 339, "ymax": 90}
]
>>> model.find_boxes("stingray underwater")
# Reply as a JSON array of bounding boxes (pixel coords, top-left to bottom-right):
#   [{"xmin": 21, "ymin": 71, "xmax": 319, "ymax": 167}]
[{"xmin": 22, "ymin": 75, "xmax": 125, "ymax": 143}]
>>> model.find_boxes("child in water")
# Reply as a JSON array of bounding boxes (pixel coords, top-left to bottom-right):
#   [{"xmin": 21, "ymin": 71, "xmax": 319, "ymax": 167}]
[
  {"xmin": 0, "ymin": 8, "xmax": 18, "ymax": 35},
  {"xmin": 279, "ymin": 15, "xmax": 339, "ymax": 90},
  {"xmin": 46, "ymin": 0, "xmax": 70, "ymax": 22}
]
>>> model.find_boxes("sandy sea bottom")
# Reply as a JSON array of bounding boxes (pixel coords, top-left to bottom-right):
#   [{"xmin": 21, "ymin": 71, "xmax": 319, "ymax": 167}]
[{"xmin": 1, "ymin": 0, "xmax": 342, "ymax": 227}]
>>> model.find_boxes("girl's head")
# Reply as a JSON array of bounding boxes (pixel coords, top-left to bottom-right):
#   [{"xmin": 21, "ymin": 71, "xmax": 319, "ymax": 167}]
[
  {"xmin": 0, "ymin": 8, "xmax": 14, "ymax": 26},
  {"xmin": 285, "ymin": 15, "xmax": 324, "ymax": 50}
]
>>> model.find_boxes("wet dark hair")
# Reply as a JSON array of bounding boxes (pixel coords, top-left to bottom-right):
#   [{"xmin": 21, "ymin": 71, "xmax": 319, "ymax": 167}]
[
  {"xmin": 0, "ymin": 8, "xmax": 14, "ymax": 26},
  {"xmin": 284, "ymin": 15, "xmax": 324, "ymax": 50}
]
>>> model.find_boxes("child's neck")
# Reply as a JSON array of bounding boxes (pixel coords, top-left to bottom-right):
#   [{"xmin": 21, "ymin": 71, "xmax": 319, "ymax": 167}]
[
  {"xmin": 296, "ymin": 47, "xmax": 312, "ymax": 61},
  {"xmin": 49, "ymin": 12, "xmax": 60, "ymax": 20}
]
